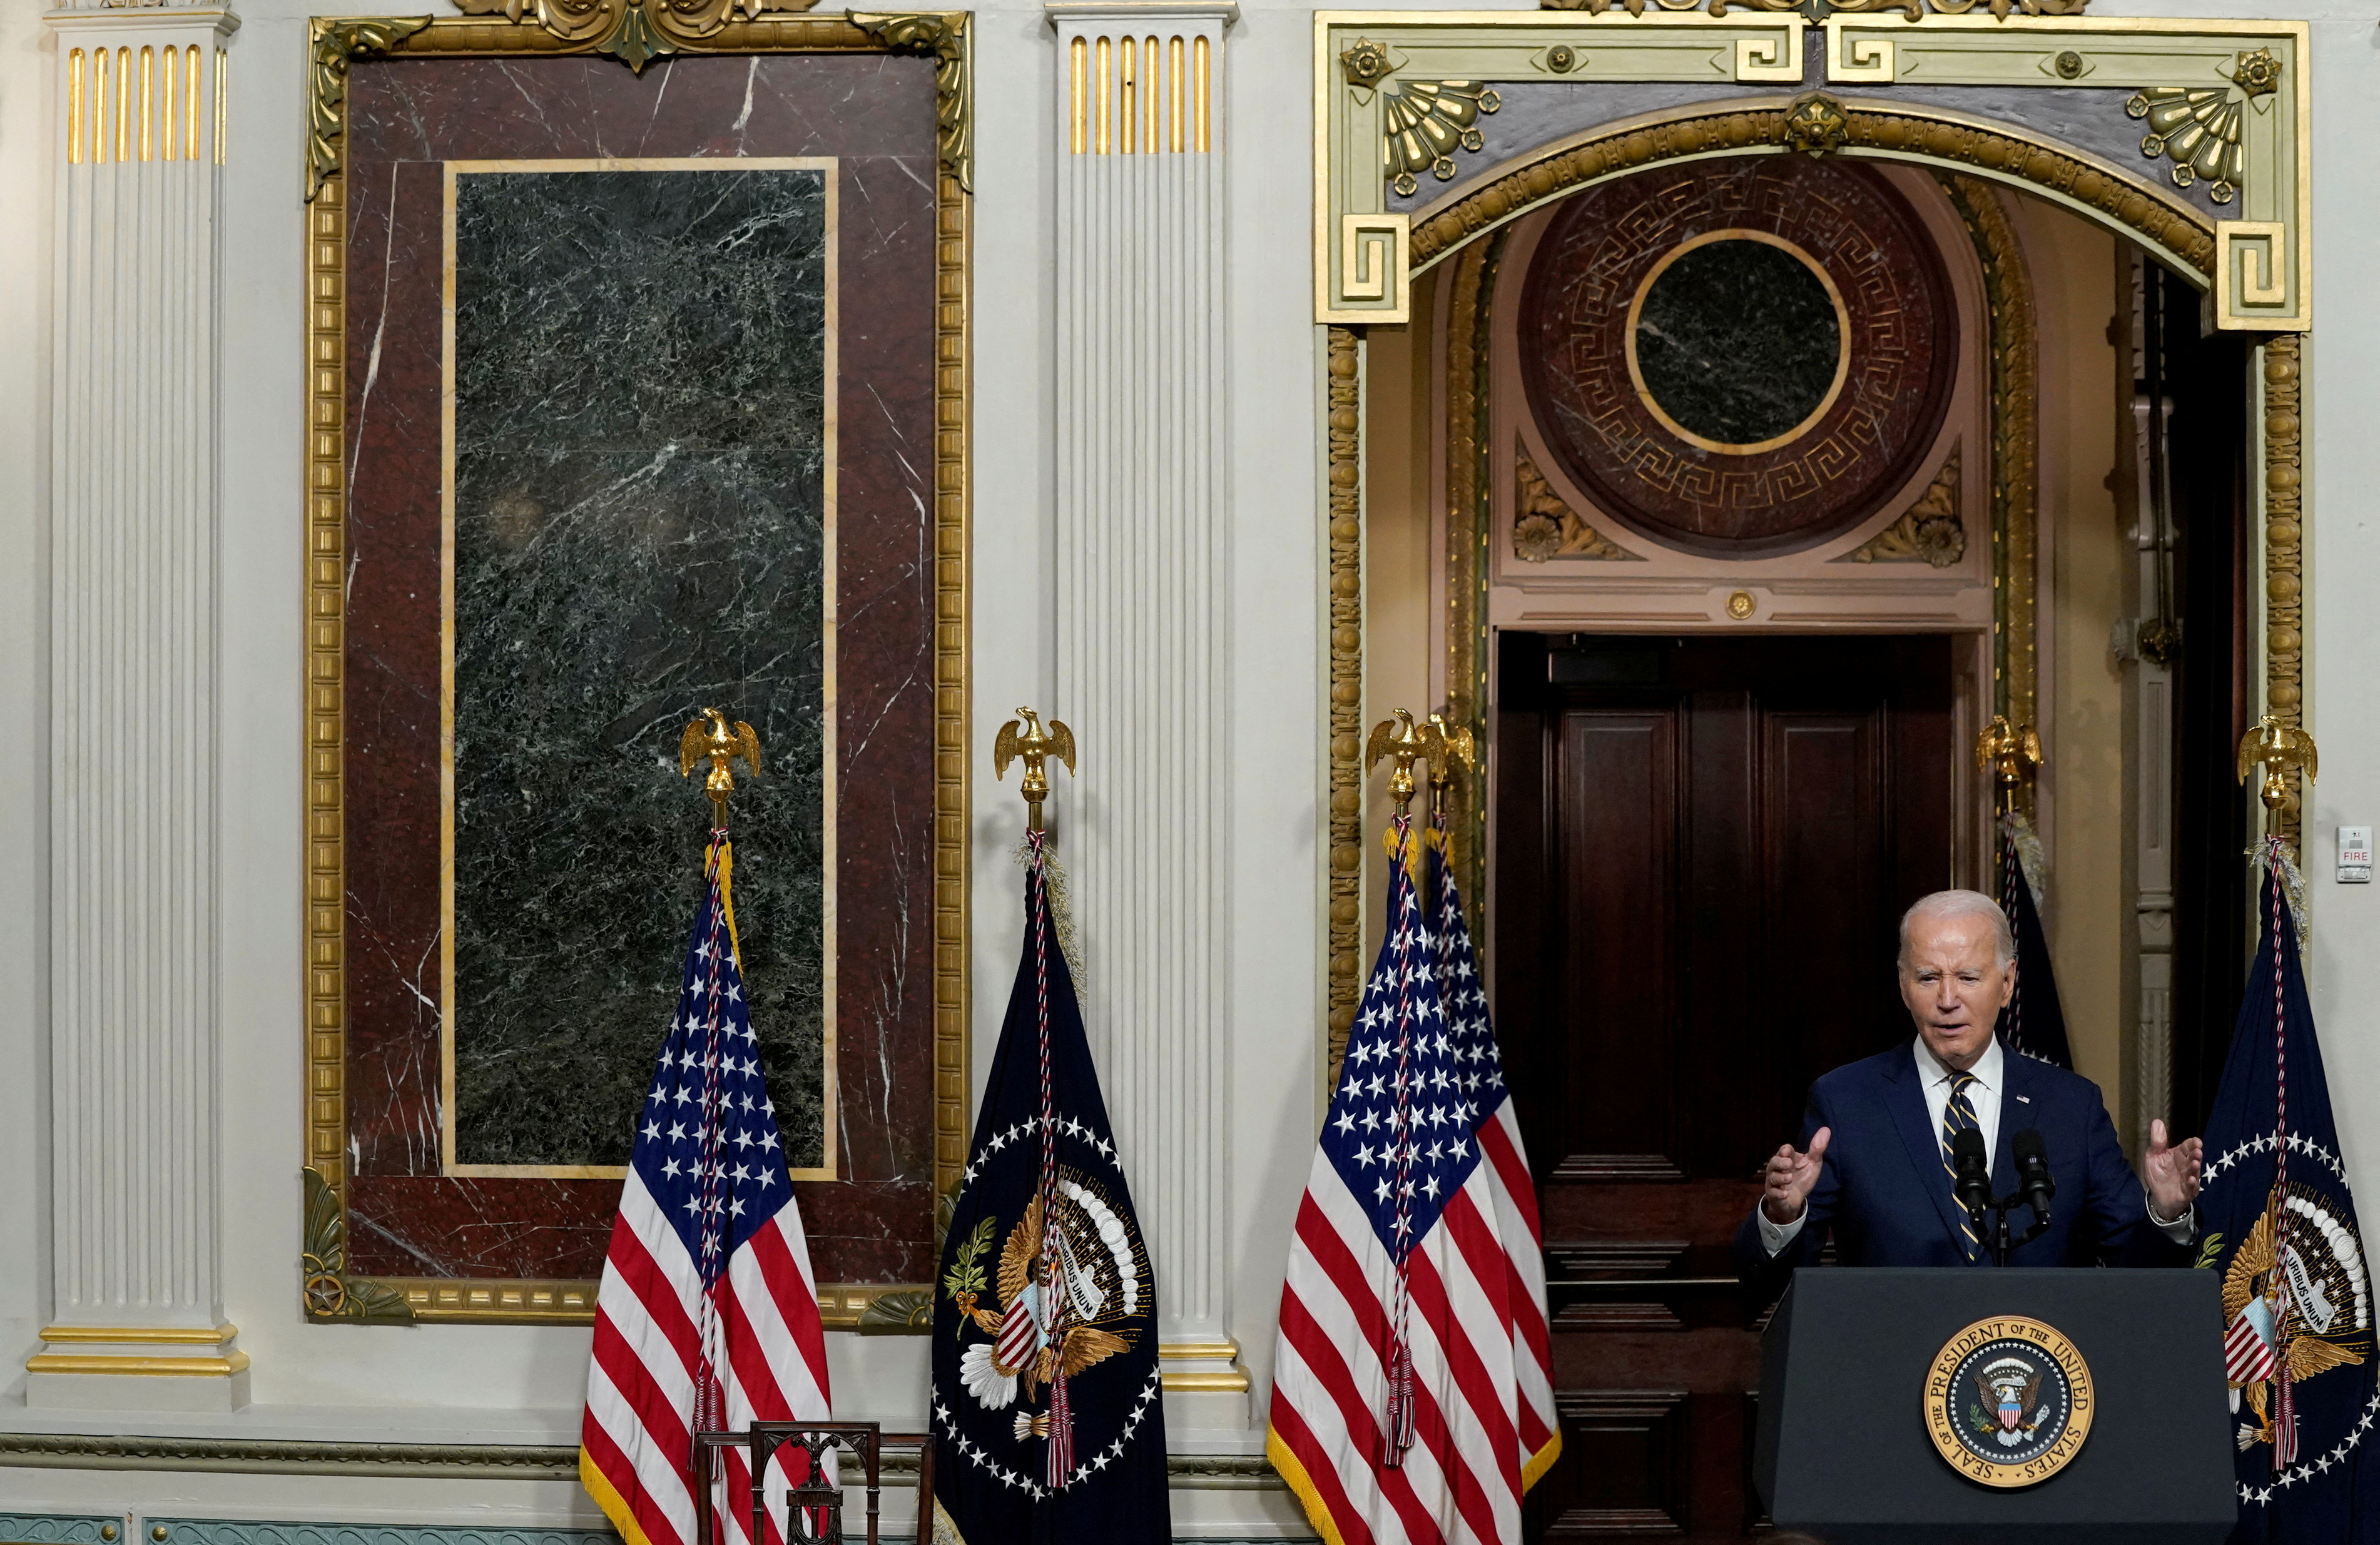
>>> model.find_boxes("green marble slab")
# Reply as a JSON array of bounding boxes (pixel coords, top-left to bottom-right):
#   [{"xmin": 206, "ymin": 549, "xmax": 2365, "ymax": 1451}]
[{"xmin": 448, "ymin": 166, "xmax": 830, "ymax": 1170}]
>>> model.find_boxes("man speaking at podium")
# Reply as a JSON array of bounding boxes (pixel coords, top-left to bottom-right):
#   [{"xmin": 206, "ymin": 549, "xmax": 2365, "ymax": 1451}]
[{"xmin": 1736, "ymin": 889, "xmax": 2203, "ymax": 1289}]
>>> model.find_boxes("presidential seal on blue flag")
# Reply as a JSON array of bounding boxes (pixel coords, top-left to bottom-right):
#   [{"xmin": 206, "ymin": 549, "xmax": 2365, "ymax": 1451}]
[
  {"xmin": 2197, "ymin": 839, "xmax": 2379, "ymax": 1539},
  {"xmin": 928, "ymin": 833, "xmax": 1171, "ymax": 1544}
]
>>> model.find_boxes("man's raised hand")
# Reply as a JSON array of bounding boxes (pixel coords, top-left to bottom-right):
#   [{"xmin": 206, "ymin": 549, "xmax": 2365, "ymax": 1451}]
[
  {"xmin": 2143, "ymin": 1117, "xmax": 2204, "ymax": 1223},
  {"xmin": 1762, "ymin": 1127, "xmax": 1831, "ymax": 1225}
]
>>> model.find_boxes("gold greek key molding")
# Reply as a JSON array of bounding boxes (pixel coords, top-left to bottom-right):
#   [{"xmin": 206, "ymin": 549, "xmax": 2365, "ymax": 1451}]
[
  {"xmin": 1325, "ymin": 328, "xmax": 1364, "ymax": 1080},
  {"xmin": 2262, "ymin": 333, "xmax": 2304, "ymax": 853},
  {"xmin": 301, "ymin": 14, "xmax": 972, "ymax": 1324},
  {"xmin": 1406, "ymin": 100, "xmax": 2215, "ymax": 284},
  {"xmin": 1513, "ymin": 448, "xmax": 1638, "ymax": 562},
  {"xmin": 1840, "ymin": 445, "xmax": 1965, "ymax": 566},
  {"xmin": 1941, "ymin": 174, "xmax": 2038, "ymax": 780}
]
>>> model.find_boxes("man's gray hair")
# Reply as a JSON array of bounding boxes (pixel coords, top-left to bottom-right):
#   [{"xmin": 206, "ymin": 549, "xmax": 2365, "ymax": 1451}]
[{"xmin": 1898, "ymin": 889, "xmax": 2014, "ymax": 967}]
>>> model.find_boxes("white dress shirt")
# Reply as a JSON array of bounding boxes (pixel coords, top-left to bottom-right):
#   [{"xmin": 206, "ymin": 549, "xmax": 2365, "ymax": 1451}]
[{"xmin": 1759, "ymin": 1036, "xmax": 2191, "ymax": 1256}]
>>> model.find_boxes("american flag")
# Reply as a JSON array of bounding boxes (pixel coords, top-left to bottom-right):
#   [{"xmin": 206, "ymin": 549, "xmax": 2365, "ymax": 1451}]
[
  {"xmin": 1268, "ymin": 816, "xmax": 1560, "ymax": 1544},
  {"xmin": 581, "ymin": 833, "xmax": 832, "ymax": 1545}
]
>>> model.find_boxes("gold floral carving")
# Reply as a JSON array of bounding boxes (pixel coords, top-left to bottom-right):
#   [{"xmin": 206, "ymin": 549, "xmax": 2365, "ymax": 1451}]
[
  {"xmin": 1941, "ymin": 175, "xmax": 2038, "ymax": 774},
  {"xmin": 1514, "ymin": 450, "xmax": 1640, "ymax": 562},
  {"xmin": 1326, "ymin": 328, "xmax": 1365, "ymax": 1080},
  {"xmin": 1340, "ymin": 38, "xmax": 1394, "ymax": 88},
  {"xmin": 302, "ymin": 15, "xmax": 972, "ymax": 1323},
  {"xmin": 301, "ymin": 1168, "xmax": 414, "ymax": 1324},
  {"xmin": 305, "ymin": 17, "xmax": 431, "ymax": 201},
  {"xmin": 2125, "ymin": 52, "xmax": 2279, "ymax": 208},
  {"xmin": 2263, "ymin": 333, "xmax": 2304, "ymax": 853},
  {"xmin": 448, "ymin": 0, "xmax": 822, "ymax": 74},
  {"xmin": 1406, "ymin": 101, "xmax": 2215, "ymax": 285},
  {"xmin": 1383, "ymin": 81, "xmax": 1501, "ymax": 197},
  {"xmin": 850, "ymin": 13, "xmax": 974, "ymax": 192},
  {"xmin": 1841, "ymin": 445, "xmax": 1965, "ymax": 567}
]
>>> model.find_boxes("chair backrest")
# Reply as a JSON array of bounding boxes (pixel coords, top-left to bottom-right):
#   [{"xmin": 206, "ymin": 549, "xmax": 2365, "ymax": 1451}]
[{"xmin": 691, "ymin": 1421, "xmax": 883, "ymax": 1545}]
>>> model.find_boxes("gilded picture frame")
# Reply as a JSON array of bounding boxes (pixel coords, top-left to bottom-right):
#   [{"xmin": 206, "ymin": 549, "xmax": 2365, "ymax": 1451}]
[{"xmin": 301, "ymin": 9, "xmax": 972, "ymax": 1325}]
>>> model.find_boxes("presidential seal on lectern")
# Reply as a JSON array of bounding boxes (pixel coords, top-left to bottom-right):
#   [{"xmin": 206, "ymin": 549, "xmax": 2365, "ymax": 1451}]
[{"xmin": 1924, "ymin": 1315, "xmax": 2095, "ymax": 1487}]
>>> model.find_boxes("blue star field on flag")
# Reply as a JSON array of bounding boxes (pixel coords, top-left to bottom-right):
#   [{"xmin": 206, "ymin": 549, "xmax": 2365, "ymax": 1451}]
[
  {"xmin": 634, "ymin": 839, "xmax": 795, "ymax": 1289},
  {"xmin": 1325, "ymin": 821, "xmax": 1508, "ymax": 1259}
]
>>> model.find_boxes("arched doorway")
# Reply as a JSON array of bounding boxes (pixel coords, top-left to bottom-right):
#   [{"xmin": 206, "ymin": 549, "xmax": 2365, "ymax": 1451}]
[{"xmin": 1318, "ymin": 24, "xmax": 2310, "ymax": 1534}]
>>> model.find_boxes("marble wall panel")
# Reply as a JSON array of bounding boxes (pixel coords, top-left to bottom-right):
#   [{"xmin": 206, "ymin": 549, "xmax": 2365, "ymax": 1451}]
[
  {"xmin": 340, "ymin": 53, "xmax": 942, "ymax": 1282},
  {"xmin": 449, "ymin": 165, "xmax": 831, "ymax": 1172}
]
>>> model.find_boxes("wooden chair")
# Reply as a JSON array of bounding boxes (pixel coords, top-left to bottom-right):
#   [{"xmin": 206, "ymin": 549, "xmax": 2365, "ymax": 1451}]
[{"xmin": 689, "ymin": 1424, "xmax": 936, "ymax": 1545}]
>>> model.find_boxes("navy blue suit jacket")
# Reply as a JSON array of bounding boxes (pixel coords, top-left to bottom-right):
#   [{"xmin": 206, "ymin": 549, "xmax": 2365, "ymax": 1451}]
[{"xmin": 1732, "ymin": 1043, "xmax": 2189, "ymax": 1293}]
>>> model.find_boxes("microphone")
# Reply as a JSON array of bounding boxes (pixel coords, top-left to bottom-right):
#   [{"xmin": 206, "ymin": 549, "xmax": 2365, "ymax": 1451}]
[
  {"xmin": 2013, "ymin": 1128, "xmax": 2055, "ymax": 1228},
  {"xmin": 1950, "ymin": 1128, "xmax": 1991, "ymax": 1219}
]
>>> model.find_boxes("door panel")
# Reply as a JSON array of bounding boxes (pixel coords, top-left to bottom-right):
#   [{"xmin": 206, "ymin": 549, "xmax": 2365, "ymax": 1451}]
[{"xmin": 1499, "ymin": 632, "xmax": 1955, "ymax": 1542}]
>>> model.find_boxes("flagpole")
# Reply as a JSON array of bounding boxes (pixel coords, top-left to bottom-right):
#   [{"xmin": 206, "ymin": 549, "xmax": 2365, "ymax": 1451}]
[
  {"xmin": 992, "ymin": 707, "xmax": 1084, "ymax": 1487},
  {"xmin": 2237, "ymin": 716, "xmax": 2317, "ymax": 1465}
]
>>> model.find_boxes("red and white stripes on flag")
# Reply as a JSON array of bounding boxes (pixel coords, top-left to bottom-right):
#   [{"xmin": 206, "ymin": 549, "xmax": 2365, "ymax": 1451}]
[
  {"xmin": 581, "ymin": 834, "xmax": 833, "ymax": 1545},
  {"xmin": 1268, "ymin": 819, "xmax": 1560, "ymax": 1545}
]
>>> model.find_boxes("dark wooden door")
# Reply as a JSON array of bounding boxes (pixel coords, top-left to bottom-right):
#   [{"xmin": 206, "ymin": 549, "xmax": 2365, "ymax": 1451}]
[{"xmin": 1494, "ymin": 632, "xmax": 1955, "ymax": 1541}]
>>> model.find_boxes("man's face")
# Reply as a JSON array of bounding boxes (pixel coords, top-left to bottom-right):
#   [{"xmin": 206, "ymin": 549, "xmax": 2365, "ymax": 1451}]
[{"xmin": 1898, "ymin": 912, "xmax": 2013, "ymax": 1071}]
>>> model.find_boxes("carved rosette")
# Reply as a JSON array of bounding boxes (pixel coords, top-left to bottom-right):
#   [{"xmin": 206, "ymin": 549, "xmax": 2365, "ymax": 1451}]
[{"xmin": 1841, "ymin": 447, "xmax": 1964, "ymax": 566}]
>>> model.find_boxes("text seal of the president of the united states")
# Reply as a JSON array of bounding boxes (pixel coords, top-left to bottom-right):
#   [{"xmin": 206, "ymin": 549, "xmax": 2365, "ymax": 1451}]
[{"xmin": 1924, "ymin": 1315, "xmax": 2095, "ymax": 1487}]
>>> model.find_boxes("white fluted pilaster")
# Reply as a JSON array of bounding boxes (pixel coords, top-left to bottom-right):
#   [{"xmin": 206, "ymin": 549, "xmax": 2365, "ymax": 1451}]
[
  {"xmin": 33, "ymin": 3, "xmax": 243, "ymax": 1411},
  {"xmin": 1048, "ymin": 1, "xmax": 1244, "ymax": 1426}
]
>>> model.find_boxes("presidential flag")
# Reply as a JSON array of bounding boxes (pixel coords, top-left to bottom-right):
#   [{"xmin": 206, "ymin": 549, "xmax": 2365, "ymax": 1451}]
[
  {"xmin": 1995, "ymin": 813, "xmax": 2073, "ymax": 1070},
  {"xmin": 1269, "ymin": 814, "xmax": 1560, "ymax": 1545},
  {"xmin": 2198, "ymin": 839, "xmax": 2378, "ymax": 1539},
  {"xmin": 928, "ymin": 833, "xmax": 1169, "ymax": 1544},
  {"xmin": 581, "ymin": 833, "xmax": 832, "ymax": 1545}
]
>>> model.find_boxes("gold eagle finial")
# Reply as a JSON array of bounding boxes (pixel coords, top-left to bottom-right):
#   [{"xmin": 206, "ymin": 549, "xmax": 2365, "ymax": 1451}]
[
  {"xmin": 1975, "ymin": 716, "xmax": 2044, "ymax": 812},
  {"xmin": 2237, "ymin": 714, "xmax": 2317, "ymax": 827},
  {"xmin": 678, "ymin": 707, "xmax": 761, "ymax": 826},
  {"xmin": 1365, "ymin": 709, "xmax": 1444, "ymax": 815},
  {"xmin": 994, "ymin": 707, "xmax": 1077, "ymax": 833}
]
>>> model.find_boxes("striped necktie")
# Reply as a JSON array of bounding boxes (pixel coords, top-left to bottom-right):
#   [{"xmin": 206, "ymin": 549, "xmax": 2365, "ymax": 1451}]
[{"xmin": 1940, "ymin": 1070, "xmax": 1983, "ymax": 1263}]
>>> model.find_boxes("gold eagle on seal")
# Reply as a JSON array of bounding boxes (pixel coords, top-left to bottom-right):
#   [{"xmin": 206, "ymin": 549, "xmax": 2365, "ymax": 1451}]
[{"xmin": 2223, "ymin": 1205, "xmax": 2369, "ymax": 1451}]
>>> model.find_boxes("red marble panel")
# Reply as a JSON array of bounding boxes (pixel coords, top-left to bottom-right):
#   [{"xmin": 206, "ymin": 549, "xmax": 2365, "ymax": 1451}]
[
  {"xmin": 340, "ymin": 51, "xmax": 942, "ymax": 1284},
  {"xmin": 1519, "ymin": 156, "xmax": 1956, "ymax": 558}
]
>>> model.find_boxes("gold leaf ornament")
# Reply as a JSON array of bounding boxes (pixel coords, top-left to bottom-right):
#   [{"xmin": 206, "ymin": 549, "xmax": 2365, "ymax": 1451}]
[
  {"xmin": 300, "ymin": 1167, "xmax": 415, "ymax": 1324},
  {"xmin": 2128, "ymin": 85, "xmax": 2247, "ymax": 205},
  {"xmin": 1383, "ymin": 82, "xmax": 1500, "ymax": 197},
  {"xmin": 1782, "ymin": 93, "xmax": 1849, "ymax": 158}
]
